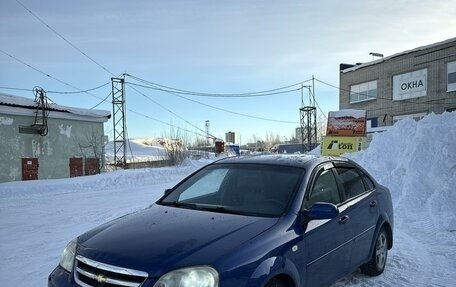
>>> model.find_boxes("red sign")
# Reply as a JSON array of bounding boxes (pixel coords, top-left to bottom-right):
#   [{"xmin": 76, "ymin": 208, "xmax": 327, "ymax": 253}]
[{"xmin": 326, "ymin": 110, "xmax": 367, "ymax": 136}]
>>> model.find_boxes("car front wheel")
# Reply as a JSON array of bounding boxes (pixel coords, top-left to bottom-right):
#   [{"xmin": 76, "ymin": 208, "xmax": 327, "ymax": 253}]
[
  {"xmin": 264, "ymin": 278, "xmax": 288, "ymax": 287},
  {"xmin": 361, "ymin": 227, "xmax": 388, "ymax": 276}
]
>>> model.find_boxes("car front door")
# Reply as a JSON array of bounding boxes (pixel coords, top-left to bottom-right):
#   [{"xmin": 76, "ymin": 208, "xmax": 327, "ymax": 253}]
[{"xmin": 302, "ymin": 163, "xmax": 351, "ymax": 287}]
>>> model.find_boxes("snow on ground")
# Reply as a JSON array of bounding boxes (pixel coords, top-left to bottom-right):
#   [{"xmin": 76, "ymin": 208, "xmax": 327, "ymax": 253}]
[
  {"xmin": 0, "ymin": 112, "xmax": 455, "ymax": 286},
  {"xmin": 104, "ymin": 138, "xmax": 167, "ymax": 163}
]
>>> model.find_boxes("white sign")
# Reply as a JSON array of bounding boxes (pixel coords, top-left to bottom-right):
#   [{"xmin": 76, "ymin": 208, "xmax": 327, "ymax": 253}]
[{"xmin": 393, "ymin": 68, "xmax": 427, "ymax": 100}]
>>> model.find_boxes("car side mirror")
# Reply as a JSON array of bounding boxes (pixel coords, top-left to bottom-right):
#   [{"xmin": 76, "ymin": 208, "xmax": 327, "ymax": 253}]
[{"xmin": 307, "ymin": 202, "xmax": 339, "ymax": 220}]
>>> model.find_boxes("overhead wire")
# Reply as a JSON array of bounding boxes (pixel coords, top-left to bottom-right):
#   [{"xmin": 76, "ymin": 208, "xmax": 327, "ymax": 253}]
[
  {"xmin": 126, "ymin": 74, "xmax": 312, "ymax": 97},
  {"xmin": 47, "ymin": 82, "xmax": 110, "ymax": 94},
  {"xmin": 1, "ymin": 48, "xmax": 79, "ymax": 90},
  {"xmin": 126, "ymin": 108, "xmax": 208, "ymax": 138},
  {"xmin": 91, "ymin": 92, "xmax": 112, "ymax": 109},
  {"xmin": 0, "ymin": 49, "xmax": 112, "ymax": 106},
  {"xmin": 13, "ymin": 0, "xmax": 116, "ymax": 110},
  {"xmin": 126, "ymin": 79, "xmax": 300, "ymax": 125},
  {"xmin": 126, "ymin": 81, "xmax": 302, "ymax": 98},
  {"xmin": 0, "ymin": 86, "xmax": 34, "ymax": 92},
  {"xmin": 15, "ymin": 0, "xmax": 116, "ymax": 77},
  {"xmin": 126, "ymin": 83, "xmax": 217, "ymax": 139}
]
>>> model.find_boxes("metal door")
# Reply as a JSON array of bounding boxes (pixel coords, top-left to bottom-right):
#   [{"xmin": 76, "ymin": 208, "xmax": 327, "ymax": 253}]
[
  {"xmin": 69, "ymin": 158, "xmax": 83, "ymax": 177},
  {"xmin": 22, "ymin": 158, "xmax": 39, "ymax": 180},
  {"xmin": 85, "ymin": 158, "xmax": 100, "ymax": 175}
]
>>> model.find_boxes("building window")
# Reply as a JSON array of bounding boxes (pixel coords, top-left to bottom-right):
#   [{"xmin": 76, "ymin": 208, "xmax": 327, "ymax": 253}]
[
  {"xmin": 367, "ymin": 117, "xmax": 378, "ymax": 129},
  {"xmin": 349, "ymin": 80, "xmax": 377, "ymax": 103},
  {"xmin": 393, "ymin": 112, "xmax": 427, "ymax": 124},
  {"xmin": 448, "ymin": 61, "xmax": 456, "ymax": 92},
  {"xmin": 393, "ymin": 68, "xmax": 427, "ymax": 100}
]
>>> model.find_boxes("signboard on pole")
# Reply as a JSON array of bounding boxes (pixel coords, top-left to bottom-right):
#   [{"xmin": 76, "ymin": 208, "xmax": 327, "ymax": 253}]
[
  {"xmin": 322, "ymin": 136, "xmax": 368, "ymax": 156},
  {"xmin": 326, "ymin": 109, "xmax": 367, "ymax": 136}
]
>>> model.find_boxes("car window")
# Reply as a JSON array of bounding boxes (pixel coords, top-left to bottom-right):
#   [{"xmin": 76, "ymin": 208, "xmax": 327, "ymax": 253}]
[
  {"xmin": 335, "ymin": 167, "xmax": 367, "ymax": 200},
  {"xmin": 361, "ymin": 172, "xmax": 375, "ymax": 191},
  {"xmin": 179, "ymin": 168, "xmax": 229, "ymax": 200},
  {"xmin": 160, "ymin": 164, "xmax": 305, "ymax": 217},
  {"xmin": 304, "ymin": 168, "xmax": 341, "ymax": 209}
]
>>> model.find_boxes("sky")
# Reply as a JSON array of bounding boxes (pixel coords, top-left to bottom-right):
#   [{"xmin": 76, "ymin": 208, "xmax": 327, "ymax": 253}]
[{"xmin": 1, "ymin": 0, "xmax": 455, "ymax": 143}]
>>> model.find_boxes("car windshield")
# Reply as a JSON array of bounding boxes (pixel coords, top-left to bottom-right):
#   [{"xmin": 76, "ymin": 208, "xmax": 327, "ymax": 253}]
[{"xmin": 158, "ymin": 163, "xmax": 305, "ymax": 217}]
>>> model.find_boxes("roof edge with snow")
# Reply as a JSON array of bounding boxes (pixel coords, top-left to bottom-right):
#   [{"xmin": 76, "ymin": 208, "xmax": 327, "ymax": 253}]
[
  {"xmin": 341, "ymin": 37, "xmax": 456, "ymax": 73},
  {"xmin": 0, "ymin": 93, "xmax": 111, "ymax": 122}
]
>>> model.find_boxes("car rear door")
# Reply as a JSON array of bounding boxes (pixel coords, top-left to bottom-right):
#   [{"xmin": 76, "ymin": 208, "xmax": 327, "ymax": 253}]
[{"xmin": 334, "ymin": 163, "xmax": 379, "ymax": 271}]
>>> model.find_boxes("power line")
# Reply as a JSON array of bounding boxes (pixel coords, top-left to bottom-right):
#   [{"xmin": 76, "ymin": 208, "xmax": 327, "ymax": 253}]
[
  {"xmin": 126, "ymin": 81, "xmax": 302, "ymax": 98},
  {"xmin": 15, "ymin": 0, "xmax": 116, "ymax": 77},
  {"xmin": 91, "ymin": 92, "xmax": 112, "ymax": 109},
  {"xmin": 127, "ymin": 83, "xmax": 217, "ymax": 139},
  {"xmin": 127, "ymin": 82, "xmax": 299, "ymax": 124},
  {"xmin": 126, "ymin": 73, "xmax": 311, "ymax": 97},
  {"xmin": 47, "ymin": 82, "xmax": 110, "ymax": 94},
  {"xmin": 0, "ymin": 86, "xmax": 34, "ymax": 92},
  {"xmin": 0, "ymin": 49, "xmax": 112, "ymax": 106},
  {"xmin": 126, "ymin": 108, "xmax": 207, "ymax": 138},
  {"xmin": 1, "ymin": 48, "xmax": 75, "ymax": 89}
]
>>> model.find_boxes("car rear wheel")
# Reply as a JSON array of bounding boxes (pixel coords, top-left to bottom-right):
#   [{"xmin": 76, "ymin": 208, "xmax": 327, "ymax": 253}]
[{"xmin": 361, "ymin": 227, "xmax": 388, "ymax": 276}]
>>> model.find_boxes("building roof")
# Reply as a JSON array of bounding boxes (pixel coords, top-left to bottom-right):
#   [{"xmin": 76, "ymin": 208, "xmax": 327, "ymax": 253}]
[
  {"xmin": 0, "ymin": 93, "xmax": 111, "ymax": 122},
  {"xmin": 341, "ymin": 37, "xmax": 456, "ymax": 73}
]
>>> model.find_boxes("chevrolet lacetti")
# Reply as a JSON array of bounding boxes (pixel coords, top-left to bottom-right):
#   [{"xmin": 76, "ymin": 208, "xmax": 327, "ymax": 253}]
[{"xmin": 48, "ymin": 154, "xmax": 393, "ymax": 287}]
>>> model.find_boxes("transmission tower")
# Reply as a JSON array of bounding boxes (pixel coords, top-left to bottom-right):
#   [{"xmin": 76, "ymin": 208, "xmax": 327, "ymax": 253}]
[
  {"xmin": 300, "ymin": 77, "xmax": 317, "ymax": 152},
  {"xmin": 111, "ymin": 77, "xmax": 127, "ymax": 168}
]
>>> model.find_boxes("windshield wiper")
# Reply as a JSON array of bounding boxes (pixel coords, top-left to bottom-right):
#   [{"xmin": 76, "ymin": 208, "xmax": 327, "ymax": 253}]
[
  {"xmin": 159, "ymin": 201, "xmax": 200, "ymax": 210},
  {"xmin": 201, "ymin": 206, "xmax": 252, "ymax": 216}
]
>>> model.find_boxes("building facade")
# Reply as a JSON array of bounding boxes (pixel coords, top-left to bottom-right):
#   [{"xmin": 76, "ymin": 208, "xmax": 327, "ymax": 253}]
[
  {"xmin": 225, "ymin": 131, "xmax": 235, "ymax": 144},
  {"xmin": 0, "ymin": 93, "xmax": 110, "ymax": 183},
  {"xmin": 339, "ymin": 38, "xmax": 456, "ymax": 128}
]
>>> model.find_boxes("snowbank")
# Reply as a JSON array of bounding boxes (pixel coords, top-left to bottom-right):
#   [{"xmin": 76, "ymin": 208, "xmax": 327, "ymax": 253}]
[
  {"xmin": 346, "ymin": 112, "xmax": 456, "ymax": 232},
  {"xmin": 338, "ymin": 112, "xmax": 456, "ymax": 286}
]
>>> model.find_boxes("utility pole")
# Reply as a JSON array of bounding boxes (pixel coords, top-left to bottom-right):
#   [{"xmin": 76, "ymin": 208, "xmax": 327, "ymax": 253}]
[
  {"xmin": 299, "ymin": 76, "xmax": 317, "ymax": 152},
  {"xmin": 111, "ymin": 76, "xmax": 127, "ymax": 168}
]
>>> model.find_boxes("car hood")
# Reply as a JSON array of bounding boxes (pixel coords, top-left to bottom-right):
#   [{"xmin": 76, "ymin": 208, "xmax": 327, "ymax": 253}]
[{"xmin": 77, "ymin": 204, "xmax": 278, "ymax": 277}]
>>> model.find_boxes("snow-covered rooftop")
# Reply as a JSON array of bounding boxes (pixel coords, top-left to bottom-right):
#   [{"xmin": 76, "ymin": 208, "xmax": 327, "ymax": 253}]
[
  {"xmin": 341, "ymin": 37, "xmax": 456, "ymax": 73},
  {"xmin": 0, "ymin": 92, "xmax": 111, "ymax": 120}
]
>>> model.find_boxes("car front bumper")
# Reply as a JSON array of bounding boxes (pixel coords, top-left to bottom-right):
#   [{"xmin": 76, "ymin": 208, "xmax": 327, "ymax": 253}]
[{"xmin": 48, "ymin": 266, "xmax": 74, "ymax": 287}]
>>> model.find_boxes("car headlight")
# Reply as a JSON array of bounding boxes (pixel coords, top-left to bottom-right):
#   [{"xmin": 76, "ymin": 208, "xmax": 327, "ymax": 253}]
[
  {"xmin": 59, "ymin": 239, "xmax": 77, "ymax": 273},
  {"xmin": 153, "ymin": 266, "xmax": 219, "ymax": 287}
]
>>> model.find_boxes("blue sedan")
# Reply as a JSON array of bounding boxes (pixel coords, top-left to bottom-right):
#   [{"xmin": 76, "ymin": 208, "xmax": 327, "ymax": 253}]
[{"xmin": 48, "ymin": 154, "xmax": 393, "ymax": 287}]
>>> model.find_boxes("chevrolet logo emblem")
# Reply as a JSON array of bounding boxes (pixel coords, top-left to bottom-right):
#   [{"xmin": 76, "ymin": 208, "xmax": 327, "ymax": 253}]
[{"xmin": 96, "ymin": 274, "xmax": 108, "ymax": 283}]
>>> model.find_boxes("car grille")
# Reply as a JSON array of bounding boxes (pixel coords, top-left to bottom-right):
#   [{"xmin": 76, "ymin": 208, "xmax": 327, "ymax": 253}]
[{"xmin": 74, "ymin": 255, "xmax": 148, "ymax": 287}]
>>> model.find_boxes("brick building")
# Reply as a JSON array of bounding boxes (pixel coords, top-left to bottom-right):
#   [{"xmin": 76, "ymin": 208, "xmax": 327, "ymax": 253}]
[{"xmin": 339, "ymin": 38, "xmax": 456, "ymax": 128}]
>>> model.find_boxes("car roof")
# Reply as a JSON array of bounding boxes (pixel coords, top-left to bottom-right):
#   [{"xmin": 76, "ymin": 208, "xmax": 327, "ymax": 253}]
[{"xmin": 214, "ymin": 154, "xmax": 349, "ymax": 168}]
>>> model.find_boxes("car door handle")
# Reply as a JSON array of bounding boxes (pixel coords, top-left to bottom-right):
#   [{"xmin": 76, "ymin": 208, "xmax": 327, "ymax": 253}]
[
  {"xmin": 370, "ymin": 200, "xmax": 377, "ymax": 207},
  {"xmin": 339, "ymin": 215, "xmax": 350, "ymax": 224}
]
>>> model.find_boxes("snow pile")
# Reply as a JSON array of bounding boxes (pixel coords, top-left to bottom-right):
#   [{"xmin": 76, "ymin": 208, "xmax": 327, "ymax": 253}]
[
  {"xmin": 338, "ymin": 112, "xmax": 456, "ymax": 286},
  {"xmin": 346, "ymin": 112, "xmax": 456, "ymax": 232},
  {"xmin": 104, "ymin": 138, "xmax": 167, "ymax": 163}
]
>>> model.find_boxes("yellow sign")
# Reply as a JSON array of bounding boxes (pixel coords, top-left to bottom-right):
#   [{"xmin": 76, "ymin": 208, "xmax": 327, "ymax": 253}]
[{"xmin": 322, "ymin": 136, "xmax": 367, "ymax": 156}]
